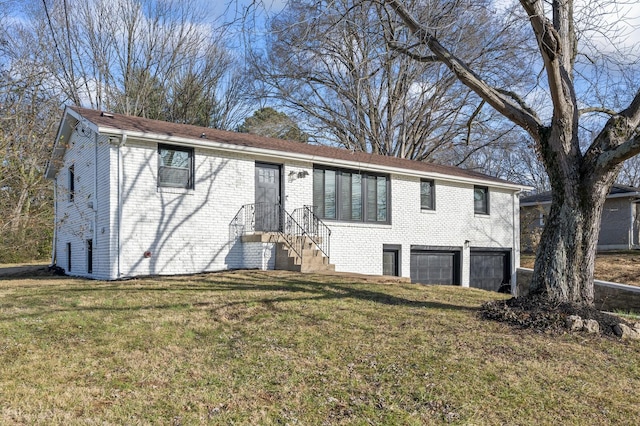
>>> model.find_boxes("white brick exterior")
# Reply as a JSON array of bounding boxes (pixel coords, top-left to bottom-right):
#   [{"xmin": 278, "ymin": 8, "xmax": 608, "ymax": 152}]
[{"xmin": 49, "ymin": 110, "xmax": 523, "ymax": 285}]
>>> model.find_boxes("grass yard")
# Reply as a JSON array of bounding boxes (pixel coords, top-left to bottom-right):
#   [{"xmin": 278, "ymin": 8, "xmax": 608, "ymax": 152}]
[{"xmin": 1, "ymin": 270, "xmax": 640, "ymax": 424}]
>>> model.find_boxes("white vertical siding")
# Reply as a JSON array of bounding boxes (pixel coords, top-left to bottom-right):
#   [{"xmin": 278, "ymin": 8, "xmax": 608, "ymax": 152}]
[{"xmin": 54, "ymin": 127, "xmax": 112, "ymax": 279}]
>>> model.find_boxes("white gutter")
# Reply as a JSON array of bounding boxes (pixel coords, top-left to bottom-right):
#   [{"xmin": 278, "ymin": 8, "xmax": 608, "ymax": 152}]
[
  {"xmin": 511, "ymin": 189, "xmax": 523, "ymax": 295},
  {"xmin": 93, "ymin": 131, "xmax": 99, "ymax": 269},
  {"xmin": 630, "ymin": 200, "xmax": 634, "ymax": 248},
  {"xmin": 117, "ymin": 134, "xmax": 127, "ymax": 278},
  {"xmin": 630, "ymin": 199, "xmax": 640, "ymax": 248},
  {"xmin": 50, "ymin": 178, "xmax": 57, "ymax": 266},
  {"xmin": 97, "ymin": 127, "xmax": 530, "ymax": 192},
  {"xmin": 522, "ymin": 192, "xmax": 640, "ymax": 207}
]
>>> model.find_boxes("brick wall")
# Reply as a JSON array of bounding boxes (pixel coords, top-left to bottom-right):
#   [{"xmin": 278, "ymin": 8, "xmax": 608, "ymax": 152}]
[
  {"xmin": 56, "ymin": 130, "xmax": 521, "ymax": 281},
  {"xmin": 327, "ymin": 175, "xmax": 519, "ymax": 284}
]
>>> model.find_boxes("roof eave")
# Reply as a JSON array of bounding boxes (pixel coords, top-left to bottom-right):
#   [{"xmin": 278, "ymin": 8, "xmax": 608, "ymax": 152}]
[{"xmin": 99, "ymin": 126, "xmax": 530, "ymax": 192}]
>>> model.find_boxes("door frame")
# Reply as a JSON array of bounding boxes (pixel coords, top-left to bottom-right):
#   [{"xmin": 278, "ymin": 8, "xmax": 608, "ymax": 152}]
[{"xmin": 254, "ymin": 161, "xmax": 283, "ymax": 232}]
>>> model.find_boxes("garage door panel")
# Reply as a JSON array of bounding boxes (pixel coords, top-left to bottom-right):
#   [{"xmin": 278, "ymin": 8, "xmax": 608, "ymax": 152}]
[
  {"xmin": 470, "ymin": 251, "xmax": 510, "ymax": 292},
  {"xmin": 410, "ymin": 251, "xmax": 458, "ymax": 285}
]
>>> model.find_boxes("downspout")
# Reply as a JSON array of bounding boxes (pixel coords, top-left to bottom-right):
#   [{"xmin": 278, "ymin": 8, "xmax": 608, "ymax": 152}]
[
  {"xmin": 512, "ymin": 190, "xmax": 523, "ymax": 296},
  {"xmin": 630, "ymin": 199, "xmax": 634, "ymax": 249},
  {"xmin": 631, "ymin": 199, "xmax": 640, "ymax": 249},
  {"xmin": 94, "ymin": 132, "xmax": 99, "ymax": 271},
  {"xmin": 50, "ymin": 178, "xmax": 57, "ymax": 266},
  {"xmin": 117, "ymin": 134, "xmax": 127, "ymax": 278}
]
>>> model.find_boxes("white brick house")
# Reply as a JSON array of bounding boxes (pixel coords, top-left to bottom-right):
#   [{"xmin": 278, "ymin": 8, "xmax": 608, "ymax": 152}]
[{"xmin": 46, "ymin": 106, "xmax": 528, "ymax": 292}]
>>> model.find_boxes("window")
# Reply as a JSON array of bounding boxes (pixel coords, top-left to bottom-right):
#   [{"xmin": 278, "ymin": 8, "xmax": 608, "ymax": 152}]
[
  {"xmin": 313, "ymin": 166, "xmax": 389, "ymax": 223},
  {"xmin": 158, "ymin": 144, "xmax": 194, "ymax": 189},
  {"xmin": 474, "ymin": 186, "xmax": 489, "ymax": 215},
  {"xmin": 420, "ymin": 179, "xmax": 435, "ymax": 210},
  {"xmin": 67, "ymin": 242, "xmax": 72, "ymax": 272},
  {"xmin": 383, "ymin": 245, "xmax": 400, "ymax": 276},
  {"xmin": 87, "ymin": 239, "xmax": 93, "ymax": 274},
  {"xmin": 69, "ymin": 165, "xmax": 75, "ymax": 202}
]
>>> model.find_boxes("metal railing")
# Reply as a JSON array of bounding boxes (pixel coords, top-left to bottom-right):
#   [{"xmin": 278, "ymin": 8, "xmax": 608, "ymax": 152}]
[
  {"xmin": 292, "ymin": 205, "xmax": 331, "ymax": 259},
  {"xmin": 230, "ymin": 203, "xmax": 331, "ymax": 261}
]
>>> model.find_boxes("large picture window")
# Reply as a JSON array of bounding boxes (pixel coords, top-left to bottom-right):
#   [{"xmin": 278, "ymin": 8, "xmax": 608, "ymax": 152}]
[
  {"xmin": 313, "ymin": 166, "xmax": 389, "ymax": 223},
  {"xmin": 158, "ymin": 144, "xmax": 194, "ymax": 189}
]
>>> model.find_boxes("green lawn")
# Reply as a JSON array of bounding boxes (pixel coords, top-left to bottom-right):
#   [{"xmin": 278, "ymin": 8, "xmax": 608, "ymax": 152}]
[{"xmin": 1, "ymin": 270, "xmax": 639, "ymax": 424}]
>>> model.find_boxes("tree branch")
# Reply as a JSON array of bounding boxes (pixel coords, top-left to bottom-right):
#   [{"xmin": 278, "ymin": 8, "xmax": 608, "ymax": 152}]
[
  {"xmin": 589, "ymin": 90, "xmax": 640, "ymax": 170},
  {"xmin": 518, "ymin": 0, "xmax": 575, "ymax": 120},
  {"xmin": 578, "ymin": 106, "xmax": 618, "ymax": 117},
  {"xmin": 387, "ymin": 41, "xmax": 438, "ymax": 62},
  {"xmin": 384, "ymin": 0, "xmax": 543, "ymax": 139}
]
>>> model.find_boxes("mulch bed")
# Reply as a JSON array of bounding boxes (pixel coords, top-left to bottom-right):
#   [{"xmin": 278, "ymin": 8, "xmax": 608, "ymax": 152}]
[{"xmin": 479, "ymin": 295, "xmax": 633, "ymax": 338}]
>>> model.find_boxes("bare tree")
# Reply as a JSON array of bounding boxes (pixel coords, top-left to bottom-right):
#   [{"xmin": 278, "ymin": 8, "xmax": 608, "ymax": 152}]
[
  {"xmin": 165, "ymin": 42, "xmax": 253, "ymax": 129},
  {"xmin": 246, "ymin": 0, "xmax": 531, "ymax": 165},
  {"xmin": 619, "ymin": 156, "xmax": 640, "ymax": 187},
  {"xmin": 31, "ymin": 0, "xmax": 251, "ymax": 129},
  {"xmin": 238, "ymin": 107, "xmax": 309, "ymax": 142},
  {"xmin": 383, "ymin": 0, "xmax": 640, "ymax": 305},
  {"xmin": 0, "ymin": 18, "xmax": 60, "ymax": 262}
]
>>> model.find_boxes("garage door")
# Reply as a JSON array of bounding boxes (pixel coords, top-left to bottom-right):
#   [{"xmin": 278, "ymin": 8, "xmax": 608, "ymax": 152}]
[
  {"xmin": 410, "ymin": 250, "xmax": 459, "ymax": 285},
  {"xmin": 470, "ymin": 251, "xmax": 510, "ymax": 292}
]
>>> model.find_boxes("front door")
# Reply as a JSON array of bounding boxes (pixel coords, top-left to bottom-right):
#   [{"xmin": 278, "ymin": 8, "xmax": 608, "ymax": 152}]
[{"xmin": 255, "ymin": 162, "xmax": 281, "ymax": 232}]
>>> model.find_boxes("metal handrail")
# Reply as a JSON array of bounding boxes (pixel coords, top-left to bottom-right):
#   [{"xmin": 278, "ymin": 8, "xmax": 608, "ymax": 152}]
[
  {"xmin": 280, "ymin": 208, "xmax": 306, "ymax": 260},
  {"xmin": 230, "ymin": 203, "xmax": 331, "ymax": 262},
  {"xmin": 292, "ymin": 205, "xmax": 331, "ymax": 260}
]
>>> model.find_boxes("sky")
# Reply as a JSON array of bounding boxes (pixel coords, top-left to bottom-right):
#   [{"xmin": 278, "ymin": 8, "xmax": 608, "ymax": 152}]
[{"xmin": 206, "ymin": 0, "xmax": 287, "ymax": 25}]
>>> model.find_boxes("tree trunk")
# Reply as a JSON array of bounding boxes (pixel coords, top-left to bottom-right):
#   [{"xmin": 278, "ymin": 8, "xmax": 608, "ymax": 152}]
[{"xmin": 530, "ymin": 168, "xmax": 619, "ymax": 305}]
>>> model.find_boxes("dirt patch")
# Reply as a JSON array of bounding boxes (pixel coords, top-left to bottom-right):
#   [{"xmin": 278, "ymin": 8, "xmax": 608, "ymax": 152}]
[
  {"xmin": 480, "ymin": 295, "xmax": 631, "ymax": 338},
  {"xmin": 521, "ymin": 251, "xmax": 640, "ymax": 287},
  {"xmin": 0, "ymin": 263, "xmax": 61, "ymax": 278}
]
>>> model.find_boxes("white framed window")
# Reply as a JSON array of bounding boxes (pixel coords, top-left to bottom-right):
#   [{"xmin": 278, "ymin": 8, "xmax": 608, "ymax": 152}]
[{"xmin": 158, "ymin": 144, "xmax": 194, "ymax": 189}]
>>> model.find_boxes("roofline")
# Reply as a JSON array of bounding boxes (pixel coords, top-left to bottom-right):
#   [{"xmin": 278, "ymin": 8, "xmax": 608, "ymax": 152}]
[
  {"xmin": 521, "ymin": 191, "xmax": 640, "ymax": 207},
  {"xmin": 46, "ymin": 107, "xmax": 76, "ymax": 179},
  {"xmin": 98, "ymin": 126, "xmax": 530, "ymax": 192}
]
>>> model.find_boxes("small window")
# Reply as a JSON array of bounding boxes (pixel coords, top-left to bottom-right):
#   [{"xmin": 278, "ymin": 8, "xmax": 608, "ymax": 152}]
[
  {"xmin": 69, "ymin": 165, "xmax": 75, "ymax": 202},
  {"xmin": 67, "ymin": 242, "xmax": 72, "ymax": 272},
  {"xmin": 158, "ymin": 144, "xmax": 194, "ymax": 189},
  {"xmin": 420, "ymin": 179, "xmax": 435, "ymax": 210},
  {"xmin": 87, "ymin": 239, "xmax": 93, "ymax": 274},
  {"xmin": 474, "ymin": 186, "xmax": 489, "ymax": 215}
]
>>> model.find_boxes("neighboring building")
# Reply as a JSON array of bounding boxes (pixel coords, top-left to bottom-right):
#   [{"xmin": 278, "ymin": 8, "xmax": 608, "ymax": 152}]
[
  {"xmin": 46, "ymin": 106, "xmax": 528, "ymax": 292},
  {"xmin": 520, "ymin": 184, "xmax": 640, "ymax": 252}
]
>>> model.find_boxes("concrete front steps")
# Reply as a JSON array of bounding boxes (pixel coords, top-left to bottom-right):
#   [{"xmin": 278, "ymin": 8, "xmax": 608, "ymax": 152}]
[
  {"xmin": 275, "ymin": 238, "xmax": 335, "ymax": 273},
  {"xmin": 241, "ymin": 232, "xmax": 333, "ymax": 273}
]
